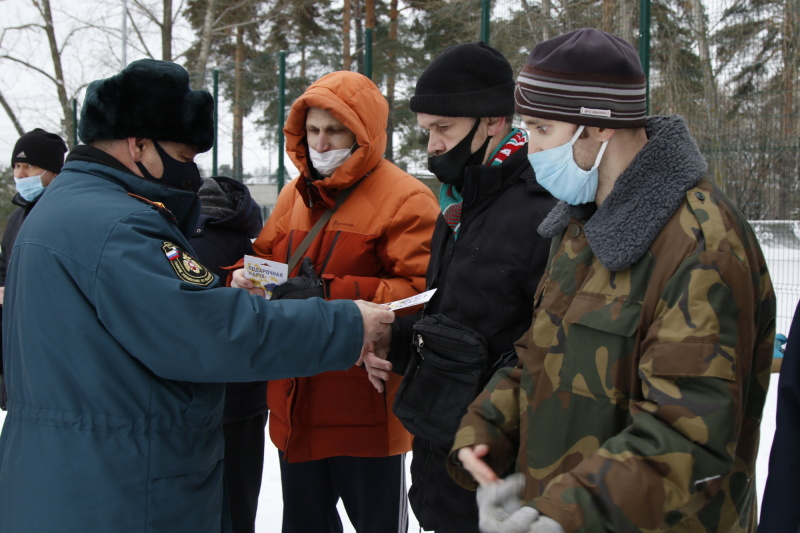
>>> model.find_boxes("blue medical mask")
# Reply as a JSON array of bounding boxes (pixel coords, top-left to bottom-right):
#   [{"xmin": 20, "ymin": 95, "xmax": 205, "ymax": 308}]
[
  {"xmin": 14, "ymin": 174, "xmax": 46, "ymax": 202},
  {"xmin": 528, "ymin": 125, "xmax": 608, "ymax": 205}
]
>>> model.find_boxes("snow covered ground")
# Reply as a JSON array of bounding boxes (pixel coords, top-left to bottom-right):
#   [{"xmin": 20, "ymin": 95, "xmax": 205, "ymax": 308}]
[{"xmin": 255, "ymin": 442, "xmax": 420, "ymax": 532}]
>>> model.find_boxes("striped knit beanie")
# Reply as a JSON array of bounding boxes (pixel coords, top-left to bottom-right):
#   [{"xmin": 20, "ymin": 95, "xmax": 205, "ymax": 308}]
[
  {"xmin": 515, "ymin": 28, "xmax": 646, "ymax": 128},
  {"xmin": 411, "ymin": 42, "xmax": 515, "ymax": 117}
]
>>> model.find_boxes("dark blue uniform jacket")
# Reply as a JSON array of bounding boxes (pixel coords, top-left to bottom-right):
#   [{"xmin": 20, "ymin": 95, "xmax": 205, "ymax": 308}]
[{"xmin": 0, "ymin": 148, "xmax": 362, "ymax": 533}]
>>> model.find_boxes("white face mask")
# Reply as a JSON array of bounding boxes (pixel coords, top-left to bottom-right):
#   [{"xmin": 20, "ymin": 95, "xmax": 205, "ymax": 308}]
[{"xmin": 308, "ymin": 145, "xmax": 354, "ymax": 177}]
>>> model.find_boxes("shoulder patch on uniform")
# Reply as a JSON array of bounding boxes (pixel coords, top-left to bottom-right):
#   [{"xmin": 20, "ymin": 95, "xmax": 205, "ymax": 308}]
[{"xmin": 161, "ymin": 241, "xmax": 214, "ymax": 286}]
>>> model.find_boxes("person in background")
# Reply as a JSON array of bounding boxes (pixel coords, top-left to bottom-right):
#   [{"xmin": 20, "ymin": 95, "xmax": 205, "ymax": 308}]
[
  {"xmin": 231, "ymin": 70, "xmax": 439, "ymax": 533},
  {"xmin": 0, "ymin": 128, "xmax": 67, "ymax": 410},
  {"xmin": 0, "ymin": 58, "xmax": 393, "ymax": 533},
  {"xmin": 449, "ymin": 28, "xmax": 775, "ymax": 533},
  {"xmin": 363, "ymin": 42, "xmax": 556, "ymax": 533},
  {"xmin": 758, "ymin": 298, "xmax": 800, "ymax": 532},
  {"xmin": 189, "ymin": 176, "xmax": 265, "ymax": 533}
]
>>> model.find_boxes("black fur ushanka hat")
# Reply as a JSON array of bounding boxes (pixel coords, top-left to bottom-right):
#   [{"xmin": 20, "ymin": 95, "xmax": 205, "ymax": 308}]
[{"xmin": 78, "ymin": 59, "xmax": 214, "ymax": 153}]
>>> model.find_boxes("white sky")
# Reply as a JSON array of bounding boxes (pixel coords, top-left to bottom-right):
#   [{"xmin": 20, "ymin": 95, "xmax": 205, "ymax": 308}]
[{"xmin": 0, "ymin": 0, "xmax": 294, "ymax": 180}]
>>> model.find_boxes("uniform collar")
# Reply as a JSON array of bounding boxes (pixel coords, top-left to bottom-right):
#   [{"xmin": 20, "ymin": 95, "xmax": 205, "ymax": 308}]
[{"xmin": 63, "ymin": 148, "xmax": 200, "ymax": 234}]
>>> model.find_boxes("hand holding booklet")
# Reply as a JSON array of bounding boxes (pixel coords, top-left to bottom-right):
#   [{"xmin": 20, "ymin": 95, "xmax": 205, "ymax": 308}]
[
  {"xmin": 243, "ymin": 257, "xmax": 436, "ymax": 308},
  {"xmin": 243, "ymin": 255, "xmax": 288, "ymax": 299}
]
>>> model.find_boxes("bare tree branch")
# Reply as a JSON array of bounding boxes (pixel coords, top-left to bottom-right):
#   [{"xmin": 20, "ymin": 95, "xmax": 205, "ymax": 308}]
[
  {"xmin": 0, "ymin": 55, "xmax": 58, "ymax": 84},
  {"xmin": 210, "ymin": 18, "xmax": 267, "ymax": 34},
  {"xmin": 58, "ymin": 25, "xmax": 94, "ymax": 55},
  {"xmin": 37, "ymin": 0, "xmax": 74, "ymax": 146},
  {"xmin": 0, "ymin": 23, "xmax": 45, "ymax": 35},
  {"xmin": 0, "ymin": 89, "xmax": 25, "ymax": 136},
  {"xmin": 130, "ymin": 0, "xmax": 163, "ymax": 28},
  {"xmin": 127, "ymin": 9, "xmax": 156, "ymax": 59},
  {"xmin": 216, "ymin": 1, "xmax": 256, "ymax": 18}
]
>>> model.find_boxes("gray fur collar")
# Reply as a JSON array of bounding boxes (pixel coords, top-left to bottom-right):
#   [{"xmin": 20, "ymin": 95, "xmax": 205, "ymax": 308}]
[{"xmin": 538, "ymin": 115, "xmax": 707, "ymax": 271}]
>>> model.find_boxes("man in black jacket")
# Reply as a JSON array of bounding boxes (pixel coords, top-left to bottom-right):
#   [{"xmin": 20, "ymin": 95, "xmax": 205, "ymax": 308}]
[
  {"xmin": 189, "ymin": 176, "xmax": 265, "ymax": 533},
  {"xmin": 0, "ymin": 128, "xmax": 67, "ymax": 410},
  {"xmin": 363, "ymin": 42, "xmax": 557, "ymax": 533}
]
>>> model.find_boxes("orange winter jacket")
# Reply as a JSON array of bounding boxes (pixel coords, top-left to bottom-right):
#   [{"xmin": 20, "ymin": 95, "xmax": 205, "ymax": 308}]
[{"xmin": 256, "ymin": 71, "xmax": 439, "ymax": 462}]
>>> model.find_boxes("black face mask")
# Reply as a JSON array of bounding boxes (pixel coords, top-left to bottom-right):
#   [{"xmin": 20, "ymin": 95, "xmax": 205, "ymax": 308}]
[
  {"xmin": 427, "ymin": 118, "xmax": 491, "ymax": 186},
  {"xmin": 137, "ymin": 141, "xmax": 202, "ymax": 193}
]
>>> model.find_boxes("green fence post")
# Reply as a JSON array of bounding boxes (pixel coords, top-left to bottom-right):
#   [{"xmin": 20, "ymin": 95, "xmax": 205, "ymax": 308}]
[
  {"xmin": 72, "ymin": 98, "xmax": 78, "ymax": 147},
  {"xmin": 212, "ymin": 69, "xmax": 219, "ymax": 176},
  {"xmin": 639, "ymin": 0, "xmax": 651, "ymax": 114},
  {"xmin": 480, "ymin": 0, "xmax": 490, "ymax": 44},
  {"xmin": 365, "ymin": 28, "xmax": 373, "ymax": 80},
  {"xmin": 277, "ymin": 51, "xmax": 286, "ymax": 192}
]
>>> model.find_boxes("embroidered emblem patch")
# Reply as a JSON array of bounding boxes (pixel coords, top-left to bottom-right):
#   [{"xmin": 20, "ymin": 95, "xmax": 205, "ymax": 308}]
[{"xmin": 161, "ymin": 242, "xmax": 214, "ymax": 286}]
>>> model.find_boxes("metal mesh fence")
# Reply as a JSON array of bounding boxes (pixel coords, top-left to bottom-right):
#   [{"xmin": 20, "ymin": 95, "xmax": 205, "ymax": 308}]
[{"xmin": 188, "ymin": 0, "xmax": 800, "ymax": 332}]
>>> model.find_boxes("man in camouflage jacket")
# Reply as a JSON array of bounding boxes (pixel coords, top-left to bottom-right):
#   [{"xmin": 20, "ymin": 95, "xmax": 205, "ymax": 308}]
[{"xmin": 448, "ymin": 29, "xmax": 775, "ymax": 533}]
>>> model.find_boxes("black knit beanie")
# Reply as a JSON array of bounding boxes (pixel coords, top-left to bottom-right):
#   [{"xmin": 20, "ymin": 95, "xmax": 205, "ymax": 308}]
[
  {"xmin": 11, "ymin": 128, "xmax": 68, "ymax": 173},
  {"xmin": 410, "ymin": 42, "xmax": 515, "ymax": 117},
  {"xmin": 515, "ymin": 28, "xmax": 646, "ymax": 128}
]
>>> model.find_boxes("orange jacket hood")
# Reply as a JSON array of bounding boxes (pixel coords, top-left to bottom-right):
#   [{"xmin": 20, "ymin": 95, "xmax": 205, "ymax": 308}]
[{"xmin": 284, "ymin": 71, "xmax": 388, "ymax": 207}]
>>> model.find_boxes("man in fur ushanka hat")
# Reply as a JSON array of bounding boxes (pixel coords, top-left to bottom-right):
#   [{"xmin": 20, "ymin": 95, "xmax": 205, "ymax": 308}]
[
  {"xmin": 448, "ymin": 28, "xmax": 775, "ymax": 533},
  {"xmin": 0, "ymin": 59, "xmax": 396, "ymax": 532}
]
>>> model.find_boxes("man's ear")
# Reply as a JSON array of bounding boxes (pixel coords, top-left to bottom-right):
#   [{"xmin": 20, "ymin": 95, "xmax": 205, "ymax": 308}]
[
  {"xmin": 127, "ymin": 137, "xmax": 150, "ymax": 163},
  {"xmin": 486, "ymin": 116, "xmax": 506, "ymax": 137},
  {"xmin": 586, "ymin": 127, "xmax": 616, "ymax": 142}
]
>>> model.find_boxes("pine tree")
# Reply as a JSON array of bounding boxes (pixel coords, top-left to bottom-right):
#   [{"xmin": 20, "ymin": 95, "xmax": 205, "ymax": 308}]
[
  {"xmin": 185, "ymin": 0, "xmax": 270, "ymax": 180},
  {"xmin": 713, "ymin": 0, "xmax": 800, "ymax": 218}
]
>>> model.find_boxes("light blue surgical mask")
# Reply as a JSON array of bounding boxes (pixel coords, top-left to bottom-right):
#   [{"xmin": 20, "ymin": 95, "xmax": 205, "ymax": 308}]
[
  {"xmin": 14, "ymin": 174, "xmax": 46, "ymax": 202},
  {"xmin": 528, "ymin": 125, "xmax": 608, "ymax": 205}
]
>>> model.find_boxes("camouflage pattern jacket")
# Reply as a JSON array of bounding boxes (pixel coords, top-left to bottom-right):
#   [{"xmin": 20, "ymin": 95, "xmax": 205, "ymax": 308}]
[{"xmin": 448, "ymin": 115, "xmax": 776, "ymax": 532}]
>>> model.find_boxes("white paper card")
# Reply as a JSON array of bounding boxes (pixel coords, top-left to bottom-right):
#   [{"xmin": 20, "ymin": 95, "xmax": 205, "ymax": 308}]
[
  {"xmin": 384, "ymin": 289, "xmax": 437, "ymax": 311},
  {"xmin": 243, "ymin": 255, "xmax": 288, "ymax": 300}
]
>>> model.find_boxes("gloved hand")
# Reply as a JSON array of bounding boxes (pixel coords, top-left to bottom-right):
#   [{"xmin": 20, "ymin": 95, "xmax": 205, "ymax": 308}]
[
  {"xmin": 477, "ymin": 473, "xmax": 564, "ymax": 533},
  {"xmin": 270, "ymin": 257, "xmax": 324, "ymax": 300}
]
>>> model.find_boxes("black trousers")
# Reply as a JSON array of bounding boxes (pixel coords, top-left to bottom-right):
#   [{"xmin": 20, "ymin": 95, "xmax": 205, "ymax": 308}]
[
  {"xmin": 223, "ymin": 413, "xmax": 267, "ymax": 533},
  {"xmin": 408, "ymin": 437, "xmax": 480, "ymax": 533},
  {"xmin": 277, "ymin": 451, "xmax": 408, "ymax": 533}
]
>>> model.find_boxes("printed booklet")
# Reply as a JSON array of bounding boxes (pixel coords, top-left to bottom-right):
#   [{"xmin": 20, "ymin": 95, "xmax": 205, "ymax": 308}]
[{"xmin": 243, "ymin": 255, "xmax": 288, "ymax": 300}]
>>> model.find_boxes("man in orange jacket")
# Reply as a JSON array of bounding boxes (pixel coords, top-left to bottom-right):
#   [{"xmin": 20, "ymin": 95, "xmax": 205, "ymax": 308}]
[{"xmin": 232, "ymin": 71, "xmax": 439, "ymax": 532}]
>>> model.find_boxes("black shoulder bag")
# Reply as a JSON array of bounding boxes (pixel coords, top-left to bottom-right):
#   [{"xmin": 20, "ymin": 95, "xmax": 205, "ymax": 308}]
[{"xmin": 392, "ymin": 313, "xmax": 492, "ymax": 444}]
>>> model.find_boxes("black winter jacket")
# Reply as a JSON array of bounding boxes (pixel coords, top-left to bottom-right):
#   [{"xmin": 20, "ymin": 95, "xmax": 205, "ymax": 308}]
[
  {"xmin": 388, "ymin": 144, "xmax": 557, "ymax": 533},
  {"xmin": 389, "ymin": 145, "xmax": 556, "ymax": 372},
  {"xmin": 189, "ymin": 176, "xmax": 265, "ymax": 424},
  {"xmin": 0, "ymin": 193, "xmax": 38, "ymax": 409},
  {"xmin": 0, "ymin": 193, "xmax": 37, "ymax": 286}
]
